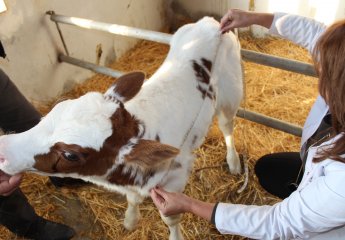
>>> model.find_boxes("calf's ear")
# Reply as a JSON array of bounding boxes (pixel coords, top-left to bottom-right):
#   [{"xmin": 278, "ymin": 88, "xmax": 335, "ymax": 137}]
[
  {"xmin": 104, "ymin": 71, "xmax": 145, "ymax": 102},
  {"xmin": 125, "ymin": 139, "xmax": 179, "ymax": 170}
]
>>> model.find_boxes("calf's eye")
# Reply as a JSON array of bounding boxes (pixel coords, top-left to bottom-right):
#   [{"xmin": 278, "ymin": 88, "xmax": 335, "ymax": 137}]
[{"xmin": 62, "ymin": 151, "xmax": 80, "ymax": 162}]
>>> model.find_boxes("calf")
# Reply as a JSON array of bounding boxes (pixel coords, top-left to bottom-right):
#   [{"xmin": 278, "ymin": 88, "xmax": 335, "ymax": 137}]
[{"xmin": 0, "ymin": 17, "xmax": 243, "ymax": 240}]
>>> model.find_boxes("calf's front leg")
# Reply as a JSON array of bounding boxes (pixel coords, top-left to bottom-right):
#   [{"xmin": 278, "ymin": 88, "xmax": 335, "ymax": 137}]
[
  {"xmin": 124, "ymin": 192, "xmax": 144, "ymax": 231},
  {"xmin": 160, "ymin": 213, "xmax": 184, "ymax": 240}
]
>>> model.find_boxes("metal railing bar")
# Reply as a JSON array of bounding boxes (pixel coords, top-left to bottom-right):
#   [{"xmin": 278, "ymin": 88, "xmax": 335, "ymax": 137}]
[
  {"xmin": 47, "ymin": 12, "xmax": 316, "ymax": 77},
  {"xmin": 59, "ymin": 54, "xmax": 303, "ymax": 137}
]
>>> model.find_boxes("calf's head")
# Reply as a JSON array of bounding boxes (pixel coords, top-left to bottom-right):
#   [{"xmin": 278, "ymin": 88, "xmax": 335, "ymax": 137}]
[{"xmin": 0, "ymin": 72, "xmax": 179, "ymax": 186}]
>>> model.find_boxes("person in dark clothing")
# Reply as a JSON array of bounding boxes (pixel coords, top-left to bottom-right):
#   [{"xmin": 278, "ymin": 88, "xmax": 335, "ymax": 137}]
[{"xmin": 0, "ymin": 68, "xmax": 77, "ymax": 240}]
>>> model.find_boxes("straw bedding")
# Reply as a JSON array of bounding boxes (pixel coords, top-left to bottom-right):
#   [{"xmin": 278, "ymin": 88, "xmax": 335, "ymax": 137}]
[{"xmin": 0, "ymin": 32, "xmax": 317, "ymax": 240}]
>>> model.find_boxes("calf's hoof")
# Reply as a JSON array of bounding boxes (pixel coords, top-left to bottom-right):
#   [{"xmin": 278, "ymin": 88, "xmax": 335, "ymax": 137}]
[
  {"xmin": 123, "ymin": 217, "xmax": 138, "ymax": 231},
  {"xmin": 226, "ymin": 153, "xmax": 242, "ymax": 175},
  {"xmin": 123, "ymin": 207, "xmax": 141, "ymax": 231}
]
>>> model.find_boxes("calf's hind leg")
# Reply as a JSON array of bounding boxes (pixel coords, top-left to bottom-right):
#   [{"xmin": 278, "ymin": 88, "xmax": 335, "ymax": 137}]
[{"xmin": 217, "ymin": 109, "xmax": 241, "ymax": 174}]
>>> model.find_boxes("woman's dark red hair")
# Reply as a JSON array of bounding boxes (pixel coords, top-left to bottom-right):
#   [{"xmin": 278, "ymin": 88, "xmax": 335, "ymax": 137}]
[{"xmin": 312, "ymin": 19, "xmax": 345, "ymax": 162}]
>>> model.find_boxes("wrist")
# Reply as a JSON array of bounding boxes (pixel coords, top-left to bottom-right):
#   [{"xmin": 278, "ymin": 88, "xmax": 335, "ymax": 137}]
[
  {"xmin": 182, "ymin": 194, "xmax": 194, "ymax": 213},
  {"xmin": 253, "ymin": 12, "xmax": 274, "ymax": 29},
  {"xmin": 188, "ymin": 198, "xmax": 216, "ymax": 222}
]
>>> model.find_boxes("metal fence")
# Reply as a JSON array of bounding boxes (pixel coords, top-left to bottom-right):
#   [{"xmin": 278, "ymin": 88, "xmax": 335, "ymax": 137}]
[{"xmin": 47, "ymin": 11, "xmax": 318, "ymax": 137}]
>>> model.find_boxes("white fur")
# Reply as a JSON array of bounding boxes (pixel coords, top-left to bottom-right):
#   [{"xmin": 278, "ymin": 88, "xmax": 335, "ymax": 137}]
[
  {"xmin": 0, "ymin": 17, "xmax": 243, "ymax": 240},
  {"xmin": 120, "ymin": 18, "xmax": 243, "ymax": 239}
]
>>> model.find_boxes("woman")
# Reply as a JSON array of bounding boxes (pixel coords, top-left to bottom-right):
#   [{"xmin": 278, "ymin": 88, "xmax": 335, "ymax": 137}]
[{"xmin": 150, "ymin": 9, "xmax": 345, "ymax": 239}]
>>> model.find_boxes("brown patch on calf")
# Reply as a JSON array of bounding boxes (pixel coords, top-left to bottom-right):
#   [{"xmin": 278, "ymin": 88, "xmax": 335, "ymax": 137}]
[
  {"xmin": 107, "ymin": 164, "xmax": 137, "ymax": 185},
  {"xmin": 34, "ymin": 106, "xmax": 141, "ymax": 177},
  {"xmin": 201, "ymin": 58, "xmax": 212, "ymax": 72},
  {"xmin": 196, "ymin": 85, "xmax": 207, "ymax": 99},
  {"xmin": 192, "ymin": 58, "xmax": 215, "ymax": 100},
  {"xmin": 192, "ymin": 135, "xmax": 198, "ymax": 145},
  {"xmin": 113, "ymin": 72, "xmax": 145, "ymax": 102},
  {"xmin": 124, "ymin": 139, "xmax": 179, "ymax": 170},
  {"xmin": 107, "ymin": 164, "xmax": 155, "ymax": 187},
  {"xmin": 107, "ymin": 140, "xmax": 179, "ymax": 186},
  {"xmin": 171, "ymin": 161, "xmax": 182, "ymax": 169},
  {"xmin": 155, "ymin": 134, "xmax": 160, "ymax": 142},
  {"xmin": 34, "ymin": 142, "xmax": 94, "ymax": 174},
  {"xmin": 192, "ymin": 60, "xmax": 210, "ymax": 84}
]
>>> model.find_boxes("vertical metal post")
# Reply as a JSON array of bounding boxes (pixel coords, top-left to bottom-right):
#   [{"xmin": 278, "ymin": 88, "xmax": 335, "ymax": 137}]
[{"xmin": 46, "ymin": 11, "xmax": 70, "ymax": 56}]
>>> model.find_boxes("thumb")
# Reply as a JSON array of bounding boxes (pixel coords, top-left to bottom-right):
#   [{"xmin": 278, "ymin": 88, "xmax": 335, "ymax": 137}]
[
  {"xmin": 220, "ymin": 16, "xmax": 228, "ymax": 28},
  {"xmin": 153, "ymin": 186, "xmax": 169, "ymax": 197},
  {"xmin": 221, "ymin": 23, "xmax": 236, "ymax": 34},
  {"xmin": 9, "ymin": 174, "xmax": 22, "ymax": 186},
  {"xmin": 150, "ymin": 188, "xmax": 166, "ymax": 207}
]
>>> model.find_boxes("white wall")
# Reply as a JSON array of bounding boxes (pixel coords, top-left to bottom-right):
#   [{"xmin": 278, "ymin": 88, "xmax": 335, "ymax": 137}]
[
  {"xmin": 0, "ymin": 0, "xmax": 166, "ymax": 102},
  {"xmin": 172, "ymin": 0, "xmax": 229, "ymax": 20},
  {"xmin": 252, "ymin": 0, "xmax": 345, "ymax": 36},
  {"xmin": 174, "ymin": 0, "xmax": 345, "ymax": 36}
]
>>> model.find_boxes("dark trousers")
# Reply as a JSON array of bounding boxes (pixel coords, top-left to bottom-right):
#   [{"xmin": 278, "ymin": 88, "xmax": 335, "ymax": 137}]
[
  {"xmin": 0, "ymin": 69, "xmax": 75, "ymax": 239},
  {"xmin": 254, "ymin": 152, "xmax": 302, "ymax": 199},
  {"xmin": 0, "ymin": 69, "xmax": 41, "ymax": 133},
  {"xmin": 0, "ymin": 69, "xmax": 42, "ymax": 231}
]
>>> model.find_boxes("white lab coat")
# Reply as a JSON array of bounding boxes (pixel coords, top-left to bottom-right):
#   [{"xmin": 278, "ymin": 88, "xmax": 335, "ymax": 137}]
[{"xmin": 214, "ymin": 12, "xmax": 345, "ymax": 239}]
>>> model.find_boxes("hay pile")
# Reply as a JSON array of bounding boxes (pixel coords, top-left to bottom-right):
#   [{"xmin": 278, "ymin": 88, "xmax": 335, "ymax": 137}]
[{"xmin": 0, "ymin": 33, "xmax": 317, "ymax": 240}]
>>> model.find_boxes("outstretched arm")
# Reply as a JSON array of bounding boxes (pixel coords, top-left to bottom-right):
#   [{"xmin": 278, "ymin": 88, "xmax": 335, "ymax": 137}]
[
  {"xmin": 220, "ymin": 10, "xmax": 326, "ymax": 53},
  {"xmin": 220, "ymin": 9, "xmax": 274, "ymax": 33}
]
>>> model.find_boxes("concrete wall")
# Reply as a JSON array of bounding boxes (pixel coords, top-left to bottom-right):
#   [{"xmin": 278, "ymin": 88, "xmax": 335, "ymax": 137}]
[
  {"xmin": 173, "ymin": 0, "xmax": 251, "ymax": 19},
  {"xmin": 0, "ymin": 0, "xmax": 166, "ymax": 102},
  {"xmin": 2, "ymin": 0, "xmax": 343, "ymax": 102}
]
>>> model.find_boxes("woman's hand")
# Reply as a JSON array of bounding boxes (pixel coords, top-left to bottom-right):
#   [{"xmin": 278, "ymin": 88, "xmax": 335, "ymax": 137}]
[
  {"xmin": 150, "ymin": 186, "xmax": 191, "ymax": 216},
  {"xmin": 150, "ymin": 186, "xmax": 216, "ymax": 222},
  {"xmin": 220, "ymin": 9, "xmax": 252, "ymax": 33},
  {"xmin": 0, "ymin": 170, "xmax": 22, "ymax": 196},
  {"xmin": 220, "ymin": 9, "xmax": 274, "ymax": 34}
]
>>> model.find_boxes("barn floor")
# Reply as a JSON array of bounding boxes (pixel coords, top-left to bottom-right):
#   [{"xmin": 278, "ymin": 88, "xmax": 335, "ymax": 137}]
[
  {"xmin": 47, "ymin": 188, "xmax": 100, "ymax": 239},
  {"xmin": 0, "ymin": 32, "xmax": 317, "ymax": 240}
]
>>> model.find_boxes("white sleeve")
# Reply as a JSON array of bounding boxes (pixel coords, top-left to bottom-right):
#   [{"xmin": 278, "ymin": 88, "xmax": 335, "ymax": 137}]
[
  {"xmin": 214, "ymin": 163, "xmax": 345, "ymax": 239},
  {"xmin": 268, "ymin": 12, "xmax": 327, "ymax": 53}
]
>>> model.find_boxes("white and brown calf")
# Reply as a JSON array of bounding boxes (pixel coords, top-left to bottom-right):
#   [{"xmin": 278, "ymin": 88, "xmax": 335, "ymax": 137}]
[{"xmin": 0, "ymin": 17, "xmax": 243, "ymax": 240}]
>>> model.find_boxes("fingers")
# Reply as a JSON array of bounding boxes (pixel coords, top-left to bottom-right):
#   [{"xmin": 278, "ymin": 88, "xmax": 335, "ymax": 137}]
[
  {"xmin": 0, "ymin": 180, "xmax": 17, "ymax": 196},
  {"xmin": 0, "ymin": 173, "xmax": 22, "ymax": 196},
  {"xmin": 150, "ymin": 187, "xmax": 175, "ymax": 214},
  {"xmin": 220, "ymin": 9, "xmax": 250, "ymax": 34},
  {"xmin": 220, "ymin": 15, "xmax": 233, "ymax": 33},
  {"xmin": 1, "ymin": 186, "xmax": 17, "ymax": 196},
  {"xmin": 221, "ymin": 24, "xmax": 235, "ymax": 34},
  {"xmin": 150, "ymin": 187, "xmax": 165, "ymax": 206},
  {"xmin": 153, "ymin": 186, "xmax": 168, "ymax": 197},
  {"xmin": 220, "ymin": 14, "xmax": 229, "ymax": 28},
  {"xmin": 9, "ymin": 173, "xmax": 22, "ymax": 187}
]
